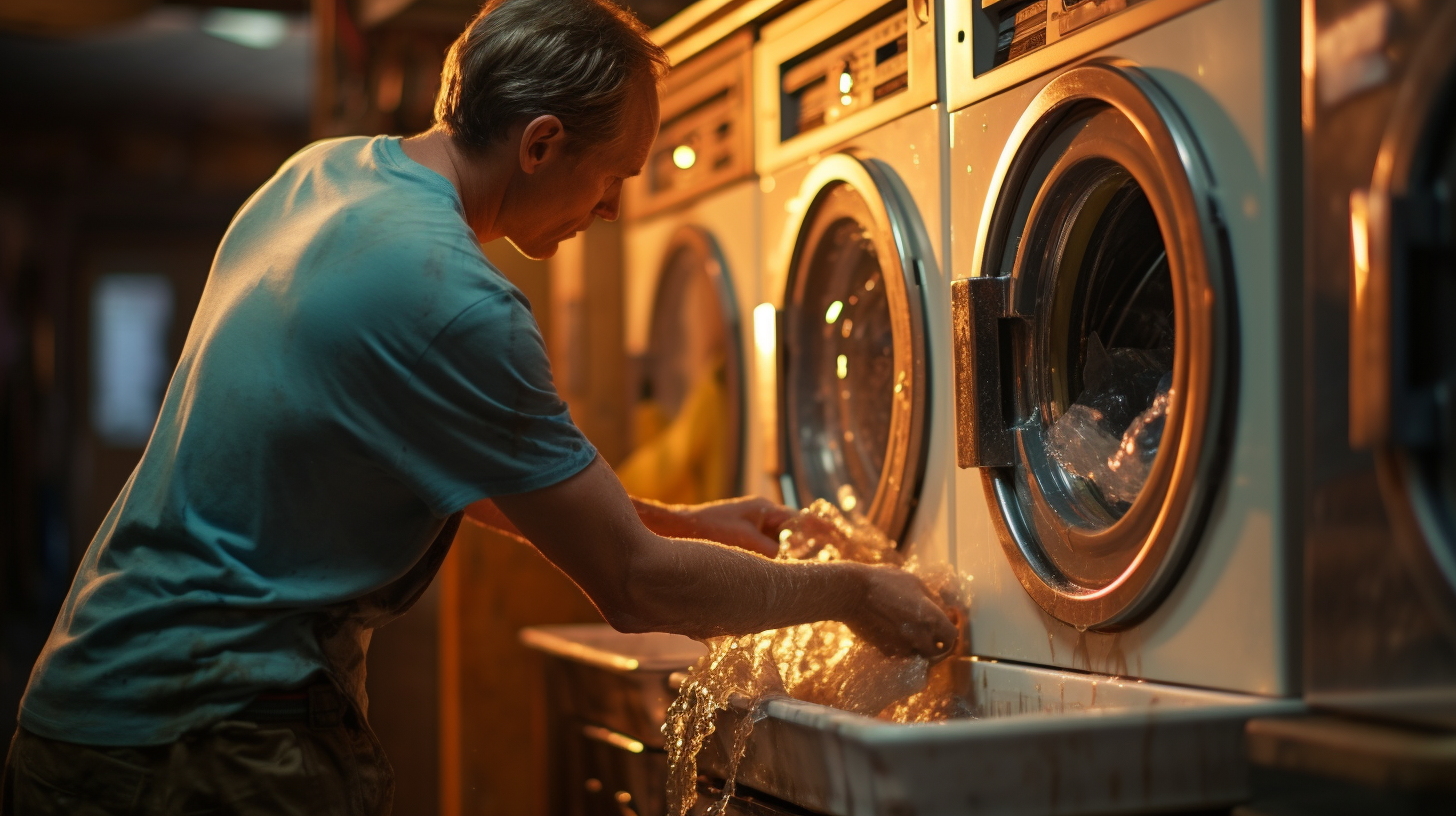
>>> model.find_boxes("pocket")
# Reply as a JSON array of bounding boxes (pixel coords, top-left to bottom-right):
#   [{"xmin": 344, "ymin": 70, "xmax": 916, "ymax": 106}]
[
  {"xmin": 201, "ymin": 722, "xmax": 325, "ymax": 816},
  {"xmin": 9, "ymin": 733, "xmax": 148, "ymax": 816}
]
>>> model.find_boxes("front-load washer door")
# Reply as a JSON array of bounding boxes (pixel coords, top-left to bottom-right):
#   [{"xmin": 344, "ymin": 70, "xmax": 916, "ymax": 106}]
[
  {"xmin": 953, "ymin": 61, "xmax": 1234, "ymax": 631},
  {"xmin": 779, "ymin": 154, "xmax": 928, "ymax": 543},
  {"xmin": 1351, "ymin": 3, "xmax": 1456, "ymax": 635},
  {"xmin": 624, "ymin": 226, "xmax": 745, "ymax": 504}
]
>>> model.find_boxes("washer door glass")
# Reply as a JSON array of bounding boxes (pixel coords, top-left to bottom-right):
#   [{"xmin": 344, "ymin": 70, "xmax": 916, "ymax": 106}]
[
  {"xmin": 621, "ymin": 228, "xmax": 743, "ymax": 504},
  {"xmin": 783, "ymin": 163, "xmax": 927, "ymax": 541},
  {"xmin": 972, "ymin": 64, "xmax": 1231, "ymax": 629}
]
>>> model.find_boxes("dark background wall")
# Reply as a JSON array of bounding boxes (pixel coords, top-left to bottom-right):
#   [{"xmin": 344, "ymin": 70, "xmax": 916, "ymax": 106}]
[{"xmin": 0, "ymin": 0, "xmax": 315, "ymax": 748}]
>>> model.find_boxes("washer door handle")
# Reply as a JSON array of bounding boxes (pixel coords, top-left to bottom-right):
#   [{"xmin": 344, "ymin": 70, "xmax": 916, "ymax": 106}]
[{"xmin": 952, "ymin": 276, "xmax": 1015, "ymax": 468}]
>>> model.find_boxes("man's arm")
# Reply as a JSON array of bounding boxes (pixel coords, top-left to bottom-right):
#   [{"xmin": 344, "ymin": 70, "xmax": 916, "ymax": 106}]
[
  {"xmin": 488, "ymin": 455, "xmax": 956, "ymax": 657},
  {"xmin": 467, "ymin": 493, "xmax": 789, "ymax": 556}
]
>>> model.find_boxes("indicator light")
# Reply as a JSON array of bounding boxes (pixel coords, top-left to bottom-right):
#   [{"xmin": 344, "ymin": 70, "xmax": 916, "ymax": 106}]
[{"xmin": 672, "ymin": 145, "xmax": 696, "ymax": 169}]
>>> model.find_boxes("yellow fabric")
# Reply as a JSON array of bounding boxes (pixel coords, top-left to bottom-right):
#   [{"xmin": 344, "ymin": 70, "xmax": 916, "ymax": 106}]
[{"xmin": 617, "ymin": 365, "xmax": 732, "ymax": 505}]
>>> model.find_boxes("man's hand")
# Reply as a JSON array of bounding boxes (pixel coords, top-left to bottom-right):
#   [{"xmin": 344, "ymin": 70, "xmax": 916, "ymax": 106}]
[
  {"xmin": 648, "ymin": 496, "xmax": 795, "ymax": 557},
  {"xmin": 844, "ymin": 564, "xmax": 960, "ymax": 659}
]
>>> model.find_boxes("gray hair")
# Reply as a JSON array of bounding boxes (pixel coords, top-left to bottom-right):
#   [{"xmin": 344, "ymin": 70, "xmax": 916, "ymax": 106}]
[{"xmin": 434, "ymin": 0, "xmax": 669, "ymax": 151}]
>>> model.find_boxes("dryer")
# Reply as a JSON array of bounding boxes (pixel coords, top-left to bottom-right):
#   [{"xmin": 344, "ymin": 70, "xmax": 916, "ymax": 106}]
[
  {"xmin": 1304, "ymin": 0, "xmax": 1456, "ymax": 728},
  {"xmin": 753, "ymin": 0, "xmax": 953, "ymax": 564},
  {"xmin": 620, "ymin": 32, "xmax": 767, "ymax": 503},
  {"xmin": 945, "ymin": 0, "xmax": 1305, "ymax": 696}
]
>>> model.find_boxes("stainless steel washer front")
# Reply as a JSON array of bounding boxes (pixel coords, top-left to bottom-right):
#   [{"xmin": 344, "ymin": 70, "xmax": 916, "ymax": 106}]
[{"xmin": 954, "ymin": 61, "xmax": 1235, "ymax": 630}]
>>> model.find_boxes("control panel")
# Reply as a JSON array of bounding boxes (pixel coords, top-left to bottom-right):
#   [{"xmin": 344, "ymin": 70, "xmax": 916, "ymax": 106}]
[
  {"xmin": 627, "ymin": 31, "xmax": 755, "ymax": 218},
  {"xmin": 757, "ymin": 0, "xmax": 938, "ymax": 172},
  {"xmin": 975, "ymin": 0, "xmax": 1147, "ymax": 75},
  {"xmin": 781, "ymin": 4, "xmax": 910, "ymax": 141}
]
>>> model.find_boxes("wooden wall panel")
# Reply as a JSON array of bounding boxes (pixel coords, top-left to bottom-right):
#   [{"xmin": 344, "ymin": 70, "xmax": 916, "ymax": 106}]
[{"xmin": 439, "ymin": 519, "xmax": 604, "ymax": 816}]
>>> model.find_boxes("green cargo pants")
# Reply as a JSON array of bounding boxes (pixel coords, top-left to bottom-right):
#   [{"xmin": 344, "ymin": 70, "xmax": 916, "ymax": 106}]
[{"xmin": 0, "ymin": 698, "xmax": 392, "ymax": 816}]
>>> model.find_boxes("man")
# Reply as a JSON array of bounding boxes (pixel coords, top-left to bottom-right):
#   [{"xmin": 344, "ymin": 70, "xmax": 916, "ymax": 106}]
[{"xmin": 2, "ymin": 1, "xmax": 957, "ymax": 813}]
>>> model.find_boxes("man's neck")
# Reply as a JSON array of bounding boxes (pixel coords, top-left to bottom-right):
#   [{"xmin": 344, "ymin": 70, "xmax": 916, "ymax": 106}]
[{"xmin": 400, "ymin": 128, "xmax": 512, "ymax": 243}]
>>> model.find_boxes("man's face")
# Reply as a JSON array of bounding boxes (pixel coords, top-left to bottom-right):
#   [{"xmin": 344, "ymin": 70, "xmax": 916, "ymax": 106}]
[{"xmin": 506, "ymin": 77, "xmax": 661, "ymax": 260}]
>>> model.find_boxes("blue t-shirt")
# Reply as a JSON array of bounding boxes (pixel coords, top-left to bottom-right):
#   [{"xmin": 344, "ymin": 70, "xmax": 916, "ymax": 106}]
[{"xmin": 19, "ymin": 136, "xmax": 597, "ymax": 746}]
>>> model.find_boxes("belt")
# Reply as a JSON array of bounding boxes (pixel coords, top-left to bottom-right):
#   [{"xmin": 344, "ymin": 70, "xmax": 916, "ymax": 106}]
[{"xmin": 237, "ymin": 683, "xmax": 347, "ymax": 729}]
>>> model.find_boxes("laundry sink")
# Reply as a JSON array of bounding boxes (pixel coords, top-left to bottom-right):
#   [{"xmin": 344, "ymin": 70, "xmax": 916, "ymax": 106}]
[{"xmin": 687, "ymin": 658, "xmax": 1304, "ymax": 816}]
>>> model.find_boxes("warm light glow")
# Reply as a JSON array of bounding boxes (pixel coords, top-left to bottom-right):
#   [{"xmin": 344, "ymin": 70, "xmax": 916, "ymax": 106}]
[
  {"xmin": 753, "ymin": 303, "xmax": 776, "ymax": 356},
  {"xmin": 839, "ymin": 70, "xmax": 854, "ymax": 94},
  {"xmin": 824, "ymin": 300, "xmax": 843, "ymax": 323},
  {"xmin": 672, "ymin": 145, "xmax": 697, "ymax": 170},
  {"xmin": 836, "ymin": 353, "xmax": 848, "ymax": 380},
  {"xmin": 841, "ymin": 94, "xmax": 854, "ymax": 107},
  {"xmin": 1350, "ymin": 190, "xmax": 1370, "ymax": 306},
  {"xmin": 754, "ymin": 303, "xmax": 779, "ymax": 474},
  {"xmin": 582, "ymin": 724, "xmax": 644, "ymax": 754},
  {"xmin": 201, "ymin": 8, "xmax": 289, "ymax": 49}
]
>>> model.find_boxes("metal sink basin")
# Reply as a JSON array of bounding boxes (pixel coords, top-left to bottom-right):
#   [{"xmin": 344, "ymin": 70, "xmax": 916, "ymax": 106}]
[{"xmin": 691, "ymin": 658, "xmax": 1304, "ymax": 816}]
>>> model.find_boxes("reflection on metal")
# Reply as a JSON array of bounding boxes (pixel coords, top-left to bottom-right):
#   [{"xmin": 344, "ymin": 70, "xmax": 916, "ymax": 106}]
[
  {"xmin": 1348, "ymin": 187, "xmax": 1383, "ymax": 448},
  {"xmin": 963, "ymin": 62, "xmax": 1232, "ymax": 630},
  {"xmin": 582, "ymin": 725, "xmax": 645, "ymax": 755},
  {"xmin": 753, "ymin": 302, "xmax": 779, "ymax": 476},
  {"xmin": 777, "ymin": 153, "xmax": 928, "ymax": 542},
  {"xmin": 1313, "ymin": 1, "xmax": 1391, "ymax": 107}
]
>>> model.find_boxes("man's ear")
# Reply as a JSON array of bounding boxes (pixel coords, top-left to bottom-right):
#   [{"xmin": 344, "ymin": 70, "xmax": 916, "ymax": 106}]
[{"xmin": 519, "ymin": 114, "xmax": 566, "ymax": 175}]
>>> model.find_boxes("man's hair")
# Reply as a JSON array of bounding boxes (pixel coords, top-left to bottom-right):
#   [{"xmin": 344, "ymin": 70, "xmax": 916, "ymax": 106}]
[{"xmin": 434, "ymin": 0, "xmax": 670, "ymax": 151}]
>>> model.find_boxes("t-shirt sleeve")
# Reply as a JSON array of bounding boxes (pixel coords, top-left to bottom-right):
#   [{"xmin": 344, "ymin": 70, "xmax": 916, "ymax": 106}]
[{"xmin": 387, "ymin": 291, "xmax": 597, "ymax": 515}]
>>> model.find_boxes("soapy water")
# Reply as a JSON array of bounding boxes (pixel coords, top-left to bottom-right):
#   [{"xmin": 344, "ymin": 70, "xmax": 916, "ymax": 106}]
[
  {"xmin": 663, "ymin": 499, "xmax": 973, "ymax": 816},
  {"xmin": 1047, "ymin": 333, "xmax": 1173, "ymax": 506}
]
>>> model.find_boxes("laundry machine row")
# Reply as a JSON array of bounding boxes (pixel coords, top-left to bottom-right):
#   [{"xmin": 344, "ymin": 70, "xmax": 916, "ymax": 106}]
[{"xmin": 614, "ymin": 0, "xmax": 1456, "ymax": 810}]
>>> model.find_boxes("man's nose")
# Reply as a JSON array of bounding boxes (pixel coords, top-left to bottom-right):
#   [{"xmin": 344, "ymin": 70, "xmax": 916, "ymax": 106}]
[{"xmin": 593, "ymin": 186, "xmax": 622, "ymax": 222}]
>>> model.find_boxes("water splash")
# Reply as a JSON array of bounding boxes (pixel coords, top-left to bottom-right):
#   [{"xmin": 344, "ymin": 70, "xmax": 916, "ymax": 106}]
[{"xmin": 663, "ymin": 499, "xmax": 973, "ymax": 816}]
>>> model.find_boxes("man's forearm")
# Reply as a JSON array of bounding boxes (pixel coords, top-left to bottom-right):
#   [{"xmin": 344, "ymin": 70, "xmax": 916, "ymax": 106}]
[
  {"xmin": 606, "ymin": 533, "xmax": 865, "ymax": 640},
  {"xmin": 469, "ymin": 495, "xmax": 749, "ymax": 542}
]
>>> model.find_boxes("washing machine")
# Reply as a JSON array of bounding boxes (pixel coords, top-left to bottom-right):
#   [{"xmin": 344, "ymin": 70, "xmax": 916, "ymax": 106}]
[
  {"xmin": 753, "ymin": 0, "xmax": 953, "ymax": 564},
  {"xmin": 620, "ymin": 31, "xmax": 767, "ymax": 504},
  {"xmin": 1302, "ymin": 0, "xmax": 1456, "ymax": 728},
  {"xmin": 944, "ymin": 0, "xmax": 1305, "ymax": 696}
]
